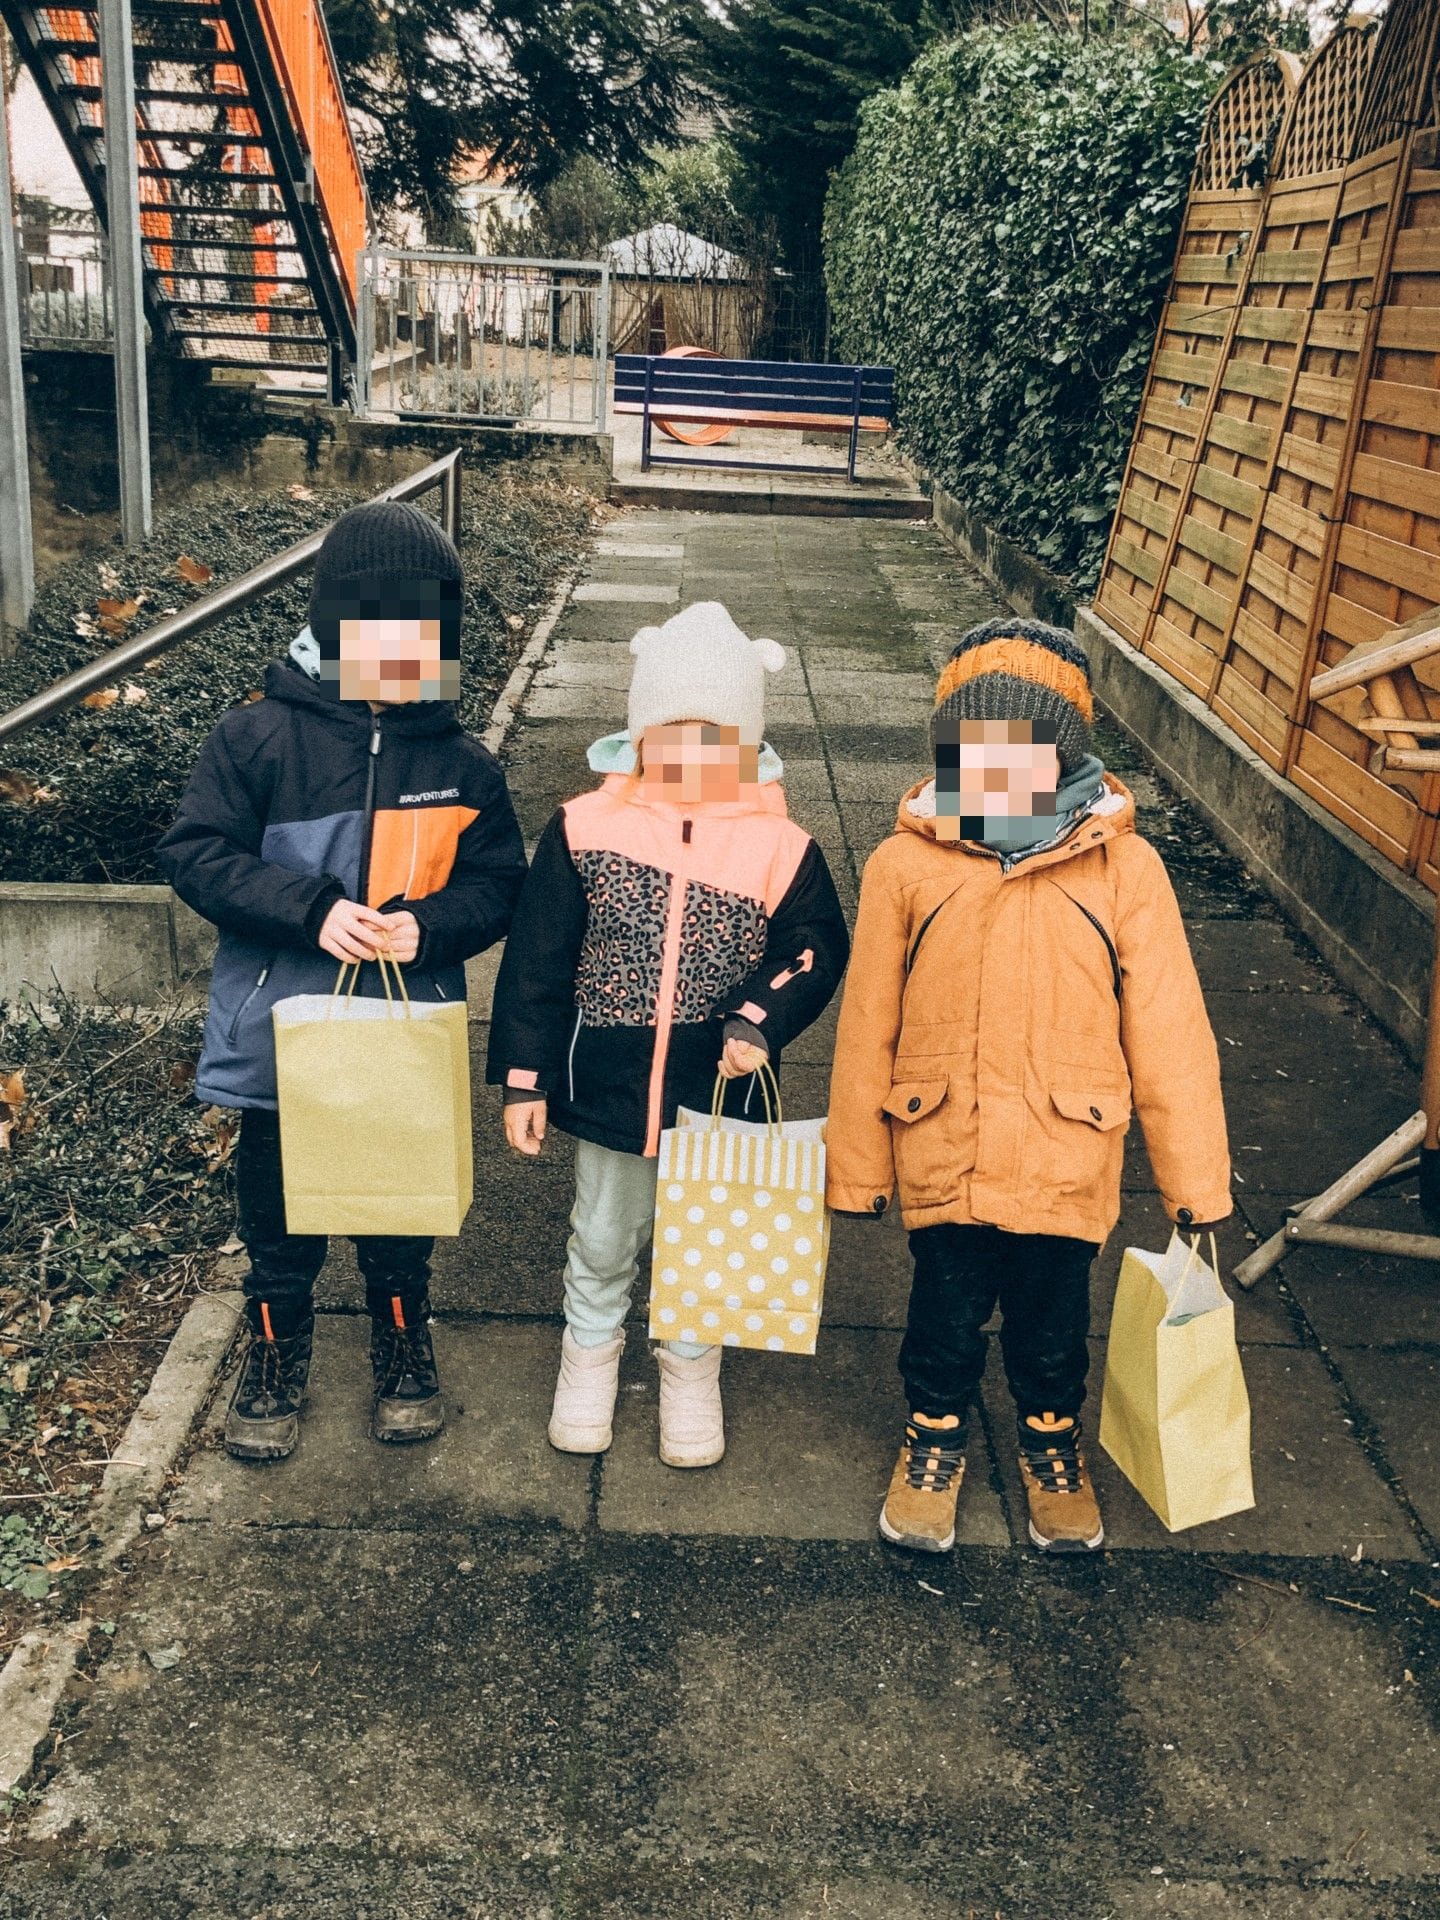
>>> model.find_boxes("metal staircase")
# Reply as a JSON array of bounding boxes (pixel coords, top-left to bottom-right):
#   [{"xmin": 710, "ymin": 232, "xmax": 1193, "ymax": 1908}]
[{"xmin": 1, "ymin": 0, "xmax": 366, "ymax": 395}]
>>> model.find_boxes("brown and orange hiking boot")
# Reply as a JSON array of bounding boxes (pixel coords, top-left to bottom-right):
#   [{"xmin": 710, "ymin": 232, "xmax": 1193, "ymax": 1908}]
[
  {"xmin": 370, "ymin": 1292, "xmax": 445, "ymax": 1445},
  {"xmin": 879, "ymin": 1413, "xmax": 966, "ymax": 1554},
  {"xmin": 224, "ymin": 1299, "xmax": 313, "ymax": 1462},
  {"xmin": 1018, "ymin": 1411, "xmax": 1104, "ymax": 1553}
]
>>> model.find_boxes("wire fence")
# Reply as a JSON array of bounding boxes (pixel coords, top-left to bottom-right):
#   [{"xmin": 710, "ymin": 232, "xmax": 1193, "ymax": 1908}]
[
  {"xmin": 356, "ymin": 249, "xmax": 610, "ymax": 430},
  {"xmin": 14, "ymin": 205, "xmax": 113, "ymax": 345}
]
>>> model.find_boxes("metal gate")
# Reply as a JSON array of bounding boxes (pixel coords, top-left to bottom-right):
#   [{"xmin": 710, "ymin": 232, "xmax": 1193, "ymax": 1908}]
[{"xmin": 356, "ymin": 248, "xmax": 610, "ymax": 430}]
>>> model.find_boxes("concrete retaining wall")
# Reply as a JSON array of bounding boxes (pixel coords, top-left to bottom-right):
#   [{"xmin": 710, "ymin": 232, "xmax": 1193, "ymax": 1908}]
[
  {"xmin": 20, "ymin": 349, "xmax": 612, "ymax": 586},
  {"xmin": 0, "ymin": 882, "xmax": 213, "ymax": 1006},
  {"xmin": 929, "ymin": 483, "xmax": 1077, "ymax": 629},
  {"xmin": 1077, "ymin": 605, "xmax": 1434, "ymax": 1067}
]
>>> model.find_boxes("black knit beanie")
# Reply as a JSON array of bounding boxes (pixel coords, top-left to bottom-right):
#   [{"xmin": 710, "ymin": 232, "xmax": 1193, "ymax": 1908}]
[{"xmin": 308, "ymin": 500, "xmax": 464, "ymax": 662}]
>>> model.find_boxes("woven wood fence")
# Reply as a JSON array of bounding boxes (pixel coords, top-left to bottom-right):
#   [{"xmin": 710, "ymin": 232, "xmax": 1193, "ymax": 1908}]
[{"xmin": 1095, "ymin": 0, "xmax": 1440, "ymax": 889}]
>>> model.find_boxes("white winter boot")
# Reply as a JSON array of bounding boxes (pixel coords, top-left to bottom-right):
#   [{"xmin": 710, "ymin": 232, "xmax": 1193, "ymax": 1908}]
[
  {"xmin": 548, "ymin": 1326, "xmax": 624, "ymax": 1454},
  {"xmin": 654, "ymin": 1344, "xmax": 725, "ymax": 1469}
]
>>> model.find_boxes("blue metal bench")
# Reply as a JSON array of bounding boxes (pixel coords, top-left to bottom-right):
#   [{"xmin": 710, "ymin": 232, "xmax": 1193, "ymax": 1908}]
[{"xmin": 613, "ymin": 353, "xmax": 896, "ymax": 483}]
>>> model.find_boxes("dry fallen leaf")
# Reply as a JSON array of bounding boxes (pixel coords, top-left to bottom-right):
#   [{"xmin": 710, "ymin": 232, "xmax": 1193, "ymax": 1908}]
[
  {"xmin": 287, "ymin": 483, "xmax": 315, "ymax": 500},
  {"xmin": 168, "ymin": 1060, "xmax": 196, "ymax": 1091},
  {"xmin": 245, "ymin": 690, "xmax": 264, "ymax": 704},
  {"xmin": 122, "ymin": 682, "xmax": 149, "ymax": 706},
  {"xmin": 45, "ymin": 1555, "xmax": 85, "ymax": 1574},
  {"xmin": 175, "ymin": 554, "xmax": 213, "ymax": 586},
  {"xmin": 506, "ymin": 613, "xmax": 525, "ymax": 630},
  {"xmin": 0, "ymin": 767, "xmax": 38, "ymax": 803},
  {"xmin": 0, "ymin": 1069, "xmax": 25, "ymax": 1109},
  {"xmin": 97, "ymin": 561, "xmax": 120, "ymax": 592},
  {"xmin": 96, "ymin": 596, "xmax": 142, "ymax": 636},
  {"xmin": 82, "ymin": 687, "xmax": 119, "ymax": 711}
]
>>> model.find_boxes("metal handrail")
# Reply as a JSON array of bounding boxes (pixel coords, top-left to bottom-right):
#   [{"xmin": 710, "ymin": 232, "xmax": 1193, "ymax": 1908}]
[{"xmin": 0, "ymin": 448, "xmax": 463, "ymax": 748}]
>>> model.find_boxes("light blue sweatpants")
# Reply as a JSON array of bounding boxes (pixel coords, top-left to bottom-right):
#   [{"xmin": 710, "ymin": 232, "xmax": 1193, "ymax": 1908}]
[{"xmin": 565, "ymin": 1138, "xmax": 712, "ymax": 1359}]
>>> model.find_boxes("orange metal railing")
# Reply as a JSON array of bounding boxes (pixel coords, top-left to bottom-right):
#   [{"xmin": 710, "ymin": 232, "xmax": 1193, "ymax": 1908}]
[{"xmin": 253, "ymin": 0, "xmax": 367, "ymax": 310}]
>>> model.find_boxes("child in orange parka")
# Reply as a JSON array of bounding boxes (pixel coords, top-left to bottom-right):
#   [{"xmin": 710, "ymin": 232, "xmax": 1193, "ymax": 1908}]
[{"xmin": 826, "ymin": 619, "xmax": 1232, "ymax": 1555}]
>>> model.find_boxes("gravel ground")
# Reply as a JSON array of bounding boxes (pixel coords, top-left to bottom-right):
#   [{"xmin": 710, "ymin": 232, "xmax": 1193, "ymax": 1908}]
[{"xmin": 0, "ymin": 472, "xmax": 597, "ymax": 883}]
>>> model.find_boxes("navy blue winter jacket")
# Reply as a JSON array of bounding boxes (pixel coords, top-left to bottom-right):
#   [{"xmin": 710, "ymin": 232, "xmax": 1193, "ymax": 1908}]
[{"xmin": 157, "ymin": 656, "xmax": 526, "ymax": 1109}]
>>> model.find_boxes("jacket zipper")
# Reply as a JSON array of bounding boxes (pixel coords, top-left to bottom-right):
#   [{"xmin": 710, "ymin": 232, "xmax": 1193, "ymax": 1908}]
[
  {"xmin": 1050, "ymin": 885, "xmax": 1123, "ymax": 1002},
  {"xmin": 643, "ymin": 817, "xmax": 691, "ymax": 1155},
  {"xmin": 358, "ymin": 718, "xmax": 382, "ymax": 907},
  {"xmin": 567, "ymin": 1005, "xmax": 583, "ymax": 1102},
  {"xmin": 226, "ymin": 962, "xmax": 271, "ymax": 1043}
]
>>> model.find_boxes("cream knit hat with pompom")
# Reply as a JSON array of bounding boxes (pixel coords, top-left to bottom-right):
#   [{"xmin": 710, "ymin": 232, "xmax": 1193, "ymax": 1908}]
[{"xmin": 628, "ymin": 601, "xmax": 786, "ymax": 748}]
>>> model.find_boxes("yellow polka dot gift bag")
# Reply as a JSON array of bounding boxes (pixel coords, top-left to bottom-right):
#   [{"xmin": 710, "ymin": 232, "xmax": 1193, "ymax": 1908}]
[{"xmin": 648, "ymin": 1064, "xmax": 829, "ymax": 1354}]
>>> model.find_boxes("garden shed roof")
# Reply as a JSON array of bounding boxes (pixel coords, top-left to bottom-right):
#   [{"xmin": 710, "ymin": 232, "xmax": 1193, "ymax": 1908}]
[{"xmin": 605, "ymin": 222, "xmax": 741, "ymax": 282}]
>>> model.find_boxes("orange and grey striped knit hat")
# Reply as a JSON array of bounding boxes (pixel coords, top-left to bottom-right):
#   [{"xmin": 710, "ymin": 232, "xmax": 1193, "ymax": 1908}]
[{"xmin": 932, "ymin": 618, "xmax": 1094, "ymax": 773}]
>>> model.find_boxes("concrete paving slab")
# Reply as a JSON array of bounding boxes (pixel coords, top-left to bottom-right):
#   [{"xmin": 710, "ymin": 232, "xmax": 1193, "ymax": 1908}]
[
  {"xmin": 1183, "ymin": 918, "xmax": 1332, "ymax": 993},
  {"xmin": 174, "ymin": 1319, "xmax": 589, "ymax": 1532},
  {"xmin": 830, "ymin": 755, "xmax": 934, "ymax": 802},
  {"xmin": 821, "ymin": 1208, "xmax": 913, "ymax": 1331},
  {"xmin": 0, "ymin": 1853, "xmax": 564, "ymax": 1920},
  {"xmin": 571, "ymin": 581, "xmax": 679, "ymax": 603},
  {"xmin": 24, "ymin": 1524, "xmax": 588, "ymax": 1854},
  {"xmin": 985, "ymin": 1344, "xmax": 1422, "ymax": 1559},
  {"xmin": 1241, "ymin": 1211, "xmax": 1440, "ymax": 1354},
  {"xmin": 594, "ymin": 540, "xmax": 684, "ymax": 559},
  {"xmin": 1117, "ymin": 1584, "xmax": 1440, "ymax": 1880},
  {"xmin": 1325, "ymin": 1346, "xmax": 1440, "ymax": 1541},
  {"xmin": 534, "ymin": 642, "xmax": 635, "ymax": 683},
  {"xmin": 1102, "ymin": 1885, "xmax": 1410, "ymax": 1919},
  {"xmin": 523, "ymin": 681, "xmax": 631, "ymax": 721},
  {"xmin": 597, "ymin": 1329, "xmax": 1010, "ymax": 1545},
  {"xmin": 577, "ymin": 1538, "xmax": 1040, "ymax": 1891}
]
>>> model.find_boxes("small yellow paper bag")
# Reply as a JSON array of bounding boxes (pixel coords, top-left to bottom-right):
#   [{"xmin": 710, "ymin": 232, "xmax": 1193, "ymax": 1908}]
[
  {"xmin": 649, "ymin": 1066, "xmax": 829, "ymax": 1354},
  {"xmin": 273, "ymin": 958, "xmax": 472, "ymax": 1237},
  {"xmin": 1100, "ymin": 1233, "xmax": 1254, "ymax": 1532}
]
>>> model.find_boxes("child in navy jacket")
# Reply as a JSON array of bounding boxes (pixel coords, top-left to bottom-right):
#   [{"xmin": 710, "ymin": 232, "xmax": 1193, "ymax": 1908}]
[{"xmin": 160, "ymin": 501, "xmax": 525, "ymax": 1460}]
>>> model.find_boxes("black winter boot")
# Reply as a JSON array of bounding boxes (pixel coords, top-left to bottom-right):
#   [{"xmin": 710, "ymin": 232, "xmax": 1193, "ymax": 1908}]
[
  {"xmin": 369, "ymin": 1292, "xmax": 444, "ymax": 1445},
  {"xmin": 225, "ymin": 1298, "xmax": 314, "ymax": 1462}
]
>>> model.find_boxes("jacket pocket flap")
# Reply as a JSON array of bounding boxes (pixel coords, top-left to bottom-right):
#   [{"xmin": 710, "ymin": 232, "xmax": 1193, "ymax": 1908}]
[
  {"xmin": 882, "ymin": 1080, "xmax": 949, "ymax": 1123},
  {"xmin": 1051, "ymin": 1088, "xmax": 1131, "ymax": 1131}
]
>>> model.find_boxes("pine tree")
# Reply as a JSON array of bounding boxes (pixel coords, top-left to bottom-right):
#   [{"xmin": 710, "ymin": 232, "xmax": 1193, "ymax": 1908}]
[
  {"xmin": 324, "ymin": 0, "xmax": 705, "ymax": 232},
  {"xmin": 701, "ymin": 1, "xmax": 955, "ymax": 283}
]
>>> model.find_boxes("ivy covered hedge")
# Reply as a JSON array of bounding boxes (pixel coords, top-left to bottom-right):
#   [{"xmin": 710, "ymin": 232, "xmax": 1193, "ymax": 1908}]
[{"xmin": 824, "ymin": 26, "xmax": 1217, "ymax": 587}]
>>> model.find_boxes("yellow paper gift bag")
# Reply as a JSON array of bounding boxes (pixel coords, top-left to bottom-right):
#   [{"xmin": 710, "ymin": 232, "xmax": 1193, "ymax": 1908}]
[
  {"xmin": 274, "ymin": 957, "xmax": 472, "ymax": 1237},
  {"xmin": 649, "ymin": 1066, "xmax": 829, "ymax": 1354},
  {"xmin": 1100, "ymin": 1233, "xmax": 1254, "ymax": 1532}
]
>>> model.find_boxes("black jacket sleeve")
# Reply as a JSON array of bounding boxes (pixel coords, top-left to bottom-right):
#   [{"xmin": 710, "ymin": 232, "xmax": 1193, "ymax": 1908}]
[
  {"xmin": 721, "ymin": 839, "xmax": 850, "ymax": 1054},
  {"xmin": 398, "ymin": 760, "xmax": 528, "ymax": 972},
  {"xmin": 485, "ymin": 809, "xmax": 587, "ymax": 1096},
  {"xmin": 156, "ymin": 714, "xmax": 345, "ymax": 949}
]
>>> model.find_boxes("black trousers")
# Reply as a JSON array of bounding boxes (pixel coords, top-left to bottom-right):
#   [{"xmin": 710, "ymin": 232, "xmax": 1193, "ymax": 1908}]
[
  {"xmin": 899, "ymin": 1222, "xmax": 1098, "ymax": 1427},
  {"xmin": 235, "ymin": 1108, "xmax": 433, "ymax": 1317}
]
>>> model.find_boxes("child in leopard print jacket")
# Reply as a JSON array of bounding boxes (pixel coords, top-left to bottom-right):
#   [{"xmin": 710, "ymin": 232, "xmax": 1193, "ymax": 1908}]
[{"xmin": 489, "ymin": 601, "xmax": 849, "ymax": 1469}]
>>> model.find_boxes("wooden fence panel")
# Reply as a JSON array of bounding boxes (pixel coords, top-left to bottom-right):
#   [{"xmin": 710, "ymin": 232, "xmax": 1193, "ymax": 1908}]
[
  {"xmin": 1287, "ymin": 0, "xmax": 1440, "ymax": 873},
  {"xmin": 1094, "ymin": 55, "xmax": 1298, "ymax": 651},
  {"xmin": 1204, "ymin": 27, "xmax": 1376, "ymax": 768}
]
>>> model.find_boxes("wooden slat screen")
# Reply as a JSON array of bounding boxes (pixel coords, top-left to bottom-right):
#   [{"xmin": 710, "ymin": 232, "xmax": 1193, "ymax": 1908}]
[
  {"xmin": 1094, "ymin": 1, "xmax": 1440, "ymax": 889},
  {"xmin": 1094, "ymin": 54, "xmax": 1299, "ymax": 652}
]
